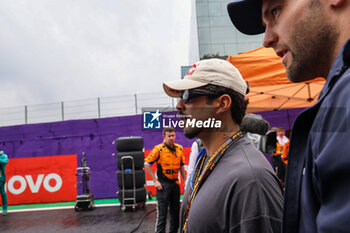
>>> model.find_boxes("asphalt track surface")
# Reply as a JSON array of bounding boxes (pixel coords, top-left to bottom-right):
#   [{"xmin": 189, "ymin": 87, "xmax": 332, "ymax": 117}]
[{"xmin": 0, "ymin": 203, "xmax": 159, "ymax": 233}]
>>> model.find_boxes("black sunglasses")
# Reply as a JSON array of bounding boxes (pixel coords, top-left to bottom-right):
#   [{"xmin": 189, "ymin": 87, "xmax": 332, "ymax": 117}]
[{"xmin": 180, "ymin": 89, "xmax": 219, "ymax": 103}]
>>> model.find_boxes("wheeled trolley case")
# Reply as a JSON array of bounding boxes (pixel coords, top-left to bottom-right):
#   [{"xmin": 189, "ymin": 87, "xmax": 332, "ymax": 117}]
[
  {"xmin": 113, "ymin": 136, "xmax": 152, "ymax": 212},
  {"xmin": 117, "ymin": 156, "xmax": 146, "ymax": 211}
]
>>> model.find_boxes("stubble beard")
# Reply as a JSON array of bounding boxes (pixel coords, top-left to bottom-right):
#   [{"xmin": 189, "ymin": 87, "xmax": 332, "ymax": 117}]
[
  {"xmin": 184, "ymin": 108, "xmax": 214, "ymax": 139},
  {"xmin": 286, "ymin": 1, "xmax": 339, "ymax": 82},
  {"xmin": 183, "ymin": 124, "xmax": 201, "ymax": 139}
]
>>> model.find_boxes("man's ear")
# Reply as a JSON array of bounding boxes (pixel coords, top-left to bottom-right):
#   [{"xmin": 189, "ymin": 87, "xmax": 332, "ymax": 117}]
[
  {"xmin": 330, "ymin": 0, "xmax": 345, "ymax": 7},
  {"xmin": 216, "ymin": 94, "xmax": 231, "ymax": 115}
]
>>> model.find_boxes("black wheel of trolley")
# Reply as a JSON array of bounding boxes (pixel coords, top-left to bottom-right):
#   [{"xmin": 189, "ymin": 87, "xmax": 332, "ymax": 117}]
[
  {"xmin": 117, "ymin": 151, "xmax": 145, "ymax": 170},
  {"xmin": 88, "ymin": 202, "xmax": 95, "ymax": 210},
  {"xmin": 118, "ymin": 187, "xmax": 147, "ymax": 205},
  {"xmin": 117, "ymin": 170, "xmax": 146, "ymax": 189},
  {"xmin": 115, "ymin": 137, "xmax": 144, "ymax": 152},
  {"xmin": 148, "ymin": 191, "xmax": 153, "ymax": 200}
]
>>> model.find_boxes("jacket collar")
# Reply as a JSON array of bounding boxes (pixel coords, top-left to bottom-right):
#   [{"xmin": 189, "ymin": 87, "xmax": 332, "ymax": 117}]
[
  {"xmin": 164, "ymin": 142, "xmax": 177, "ymax": 151},
  {"xmin": 318, "ymin": 38, "xmax": 350, "ymax": 100}
]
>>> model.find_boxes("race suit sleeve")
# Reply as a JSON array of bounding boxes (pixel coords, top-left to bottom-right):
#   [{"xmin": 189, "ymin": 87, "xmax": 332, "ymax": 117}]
[
  {"xmin": 282, "ymin": 142, "xmax": 289, "ymax": 164},
  {"xmin": 144, "ymin": 145, "xmax": 160, "ymax": 165},
  {"xmin": 272, "ymin": 142, "xmax": 282, "ymax": 156},
  {"xmin": 179, "ymin": 145, "xmax": 185, "ymax": 166}
]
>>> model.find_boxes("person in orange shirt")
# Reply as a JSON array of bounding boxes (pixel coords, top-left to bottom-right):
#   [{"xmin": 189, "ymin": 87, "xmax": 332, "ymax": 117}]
[
  {"xmin": 282, "ymin": 141, "xmax": 290, "ymax": 165},
  {"xmin": 271, "ymin": 127, "xmax": 289, "ymax": 183},
  {"xmin": 277, "ymin": 127, "xmax": 289, "ymax": 166},
  {"xmin": 144, "ymin": 127, "xmax": 186, "ymax": 233}
]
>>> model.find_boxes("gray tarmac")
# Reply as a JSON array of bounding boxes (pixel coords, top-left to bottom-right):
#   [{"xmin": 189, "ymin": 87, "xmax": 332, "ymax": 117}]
[{"xmin": 0, "ymin": 204, "xmax": 158, "ymax": 233}]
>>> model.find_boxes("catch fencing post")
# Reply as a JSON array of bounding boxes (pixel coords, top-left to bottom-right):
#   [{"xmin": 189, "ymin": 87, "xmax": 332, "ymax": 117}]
[
  {"xmin": 134, "ymin": 94, "xmax": 138, "ymax": 114},
  {"xmin": 25, "ymin": 105, "xmax": 28, "ymax": 124},
  {"xmin": 97, "ymin": 97, "xmax": 101, "ymax": 118},
  {"xmin": 61, "ymin": 102, "xmax": 64, "ymax": 121}
]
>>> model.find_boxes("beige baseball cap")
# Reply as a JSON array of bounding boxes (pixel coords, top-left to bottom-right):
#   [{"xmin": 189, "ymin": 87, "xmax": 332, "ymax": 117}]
[{"xmin": 163, "ymin": 58, "xmax": 247, "ymax": 97}]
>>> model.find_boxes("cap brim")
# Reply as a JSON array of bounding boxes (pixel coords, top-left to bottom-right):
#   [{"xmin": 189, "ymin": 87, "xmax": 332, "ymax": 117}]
[
  {"xmin": 227, "ymin": 0, "xmax": 265, "ymax": 35},
  {"xmin": 163, "ymin": 79, "xmax": 208, "ymax": 98}
]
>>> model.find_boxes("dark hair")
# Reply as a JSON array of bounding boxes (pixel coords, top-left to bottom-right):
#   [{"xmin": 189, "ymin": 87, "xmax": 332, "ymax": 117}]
[
  {"xmin": 204, "ymin": 84, "xmax": 248, "ymax": 125},
  {"xmin": 163, "ymin": 127, "xmax": 175, "ymax": 135}
]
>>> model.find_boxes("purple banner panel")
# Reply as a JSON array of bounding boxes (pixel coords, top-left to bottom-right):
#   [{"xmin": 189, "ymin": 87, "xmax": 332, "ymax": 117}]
[
  {"xmin": 0, "ymin": 114, "xmax": 194, "ymax": 200},
  {"xmin": 0, "ymin": 108, "xmax": 305, "ymax": 201}
]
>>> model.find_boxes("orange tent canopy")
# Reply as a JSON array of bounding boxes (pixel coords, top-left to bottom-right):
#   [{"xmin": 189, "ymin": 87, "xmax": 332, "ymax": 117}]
[{"xmin": 226, "ymin": 47, "xmax": 325, "ymax": 113}]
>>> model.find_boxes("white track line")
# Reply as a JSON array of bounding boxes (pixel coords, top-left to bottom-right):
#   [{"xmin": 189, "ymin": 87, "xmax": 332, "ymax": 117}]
[{"xmin": 2, "ymin": 201, "xmax": 157, "ymax": 213}]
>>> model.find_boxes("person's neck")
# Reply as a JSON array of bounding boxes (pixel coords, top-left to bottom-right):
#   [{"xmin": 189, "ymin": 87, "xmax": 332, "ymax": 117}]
[
  {"xmin": 165, "ymin": 142, "xmax": 174, "ymax": 148},
  {"xmin": 200, "ymin": 121, "xmax": 240, "ymax": 157}
]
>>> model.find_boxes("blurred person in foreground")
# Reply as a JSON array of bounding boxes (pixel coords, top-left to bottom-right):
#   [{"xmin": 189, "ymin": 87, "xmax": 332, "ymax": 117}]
[
  {"xmin": 144, "ymin": 127, "xmax": 186, "ymax": 233},
  {"xmin": 163, "ymin": 58, "xmax": 283, "ymax": 233},
  {"xmin": 0, "ymin": 150, "xmax": 8, "ymax": 216},
  {"xmin": 228, "ymin": 0, "xmax": 350, "ymax": 232}
]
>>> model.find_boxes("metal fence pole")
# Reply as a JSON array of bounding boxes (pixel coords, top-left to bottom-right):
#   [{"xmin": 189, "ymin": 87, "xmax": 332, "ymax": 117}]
[
  {"xmin": 61, "ymin": 102, "xmax": 64, "ymax": 121},
  {"xmin": 134, "ymin": 94, "xmax": 138, "ymax": 115},
  {"xmin": 25, "ymin": 105, "xmax": 28, "ymax": 124},
  {"xmin": 97, "ymin": 97, "xmax": 101, "ymax": 118}
]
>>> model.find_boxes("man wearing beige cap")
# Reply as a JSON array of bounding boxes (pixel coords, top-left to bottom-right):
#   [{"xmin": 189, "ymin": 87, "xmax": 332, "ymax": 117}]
[{"xmin": 163, "ymin": 58, "xmax": 283, "ymax": 233}]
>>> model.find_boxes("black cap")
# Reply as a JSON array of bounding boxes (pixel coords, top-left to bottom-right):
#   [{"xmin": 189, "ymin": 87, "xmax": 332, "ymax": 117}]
[{"xmin": 227, "ymin": 0, "xmax": 265, "ymax": 35}]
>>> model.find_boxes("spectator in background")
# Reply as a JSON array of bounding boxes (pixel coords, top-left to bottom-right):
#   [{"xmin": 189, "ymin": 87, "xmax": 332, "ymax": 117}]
[
  {"xmin": 271, "ymin": 127, "xmax": 288, "ymax": 183},
  {"xmin": 0, "ymin": 150, "xmax": 8, "ymax": 216},
  {"xmin": 282, "ymin": 141, "xmax": 289, "ymax": 165},
  {"xmin": 185, "ymin": 139, "xmax": 204, "ymax": 191},
  {"xmin": 144, "ymin": 127, "xmax": 186, "ymax": 233},
  {"xmin": 277, "ymin": 127, "xmax": 289, "ymax": 180},
  {"xmin": 276, "ymin": 127, "xmax": 289, "ymax": 148}
]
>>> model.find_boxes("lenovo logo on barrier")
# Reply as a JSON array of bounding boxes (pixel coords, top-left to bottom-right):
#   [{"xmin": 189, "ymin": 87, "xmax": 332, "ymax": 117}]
[
  {"xmin": 7, "ymin": 174, "xmax": 63, "ymax": 194},
  {"xmin": 1, "ymin": 154, "xmax": 77, "ymax": 206}
]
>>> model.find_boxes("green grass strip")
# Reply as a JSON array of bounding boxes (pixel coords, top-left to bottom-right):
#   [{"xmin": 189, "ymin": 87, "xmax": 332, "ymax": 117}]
[{"xmin": 5, "ymin": 195, "xmax": 183, "ymax": 211}]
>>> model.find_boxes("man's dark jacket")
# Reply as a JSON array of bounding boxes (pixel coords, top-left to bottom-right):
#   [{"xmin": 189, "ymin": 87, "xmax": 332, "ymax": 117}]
[{"xmin": 283, "ymin": 39, "xmax": 350, "ymax": 233}]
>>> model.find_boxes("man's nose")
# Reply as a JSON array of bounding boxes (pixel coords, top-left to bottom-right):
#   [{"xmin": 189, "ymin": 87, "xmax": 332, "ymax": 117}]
[
  {"xmin": 176, "ymin": 99, "xmax": 185, "ymax": 111},
  {"xmin": 263, "ymin": 26, "xmax": 278, "ymax": 48}
]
